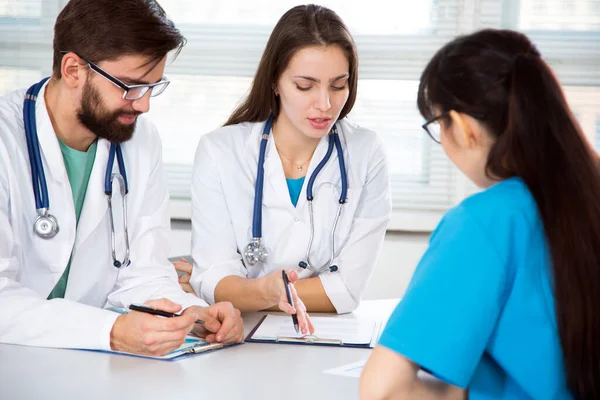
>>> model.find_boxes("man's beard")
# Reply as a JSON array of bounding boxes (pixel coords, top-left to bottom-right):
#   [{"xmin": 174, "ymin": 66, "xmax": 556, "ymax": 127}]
[{"xmin": 77, "ymin": 79, "xmax": 141, "ymax": 143}]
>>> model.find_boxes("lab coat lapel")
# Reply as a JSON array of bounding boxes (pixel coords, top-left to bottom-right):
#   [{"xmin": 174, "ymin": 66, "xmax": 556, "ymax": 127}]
[
  {"xmin": 244, "ymin": 121, "xmax": 265, "ymax": 177},
  {"xmin": 244, "ymin": 120, "xmax": 293, "ymax": 210},
  {"xmin": 74, "ymin": 139, "xmax": 110, "ymax": 249},
  {"xmin": 264, "ymin": 132, "xmax": 294, "ymax": 209},
  {"xmin": 36, "ymin": 83, "xmax": 68, "ymax": 184}
]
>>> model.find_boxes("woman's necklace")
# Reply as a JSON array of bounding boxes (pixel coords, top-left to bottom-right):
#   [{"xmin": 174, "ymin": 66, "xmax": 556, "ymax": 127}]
[{"xmin": 275, "ymin": 145, "xmax": 312, "ymax": 172}]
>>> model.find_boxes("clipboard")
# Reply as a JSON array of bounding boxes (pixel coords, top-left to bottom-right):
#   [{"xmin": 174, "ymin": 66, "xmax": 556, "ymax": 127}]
[
  {"xmin": 86, "ymin": 337, "xmax": 241, "ymax": 361},
  {"xmin": 245, "ymin": 315, "xmax": 382, "ymax": 349}
]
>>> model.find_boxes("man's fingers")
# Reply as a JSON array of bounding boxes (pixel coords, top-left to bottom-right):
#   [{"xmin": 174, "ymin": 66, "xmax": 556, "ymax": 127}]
[
  {"xmin": 219, "ymin": 314, "xmax": 244, "ymax": 343},
  {"xmin": 140, "ymin": 328, "xmax": 188, "ymax": 353},
  {"xmin": 204, "ymin": 304, "xmax": 244, "ymax": 343},
  {"xmin": 148, "ymin": 337, "xmax": 188, "ymax": 356},
  {"xmin": 152, "ymin": 313, "xmax": 197, "ymax": 333},
  {"xmin": 214, "ymin": 311, "xmax": 236, "ymax": 342},
  {"xmin": 200, "ymin": 312, "xmax": 222, "ymax": 333},
  {"xmin": 222, "ymin": 324, "xmax": 244, "ymax": 343},
  {"xmin": 204, "ymin": 333, "xmax": 217, "ymax": 343},
  {"xmin": 144, "ymin": 298, "xmax": 182, "ymax": 314}
]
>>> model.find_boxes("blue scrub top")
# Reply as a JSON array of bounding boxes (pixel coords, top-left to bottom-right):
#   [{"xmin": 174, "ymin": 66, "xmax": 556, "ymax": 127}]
[
  {"xmin": 378, "ymin": 177, "xmax": 573, "ymax": 399},
  {"xmin": 286, "ymin": 176, "xmax": 305, "ymax": 207}
]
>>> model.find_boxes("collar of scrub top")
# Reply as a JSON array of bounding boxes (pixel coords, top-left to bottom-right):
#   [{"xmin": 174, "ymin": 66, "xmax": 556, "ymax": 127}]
[
  {"xmin": 248, "ymin": 114, "xmax": 349, "ymax": 273},
  {"xmin": 24, "ymin": 77, "xmax": 131, "ymax": 268}
]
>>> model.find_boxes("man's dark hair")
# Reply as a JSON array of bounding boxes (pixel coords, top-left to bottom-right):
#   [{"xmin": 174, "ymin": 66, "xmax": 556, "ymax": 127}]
[{"xmin": 52, "ymin": 0, "xmax": 185, "ymax": 77}]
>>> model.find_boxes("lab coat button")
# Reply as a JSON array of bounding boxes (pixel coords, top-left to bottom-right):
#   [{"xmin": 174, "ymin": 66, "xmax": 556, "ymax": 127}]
[{"xmin": 294, "ymin": 217, "xmax": 300, "ymax": 222}]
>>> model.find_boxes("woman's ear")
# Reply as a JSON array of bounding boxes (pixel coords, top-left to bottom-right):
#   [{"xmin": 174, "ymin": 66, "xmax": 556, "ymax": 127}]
[{"xmin": 449, "ymin": 110, "xmax": 478, "ymax": 149}]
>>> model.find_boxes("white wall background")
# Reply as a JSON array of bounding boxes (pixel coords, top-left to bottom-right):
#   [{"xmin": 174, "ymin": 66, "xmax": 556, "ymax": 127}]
[{"xmin": 170, "ymin": 222, "xmax": 430, "ymax": 301}]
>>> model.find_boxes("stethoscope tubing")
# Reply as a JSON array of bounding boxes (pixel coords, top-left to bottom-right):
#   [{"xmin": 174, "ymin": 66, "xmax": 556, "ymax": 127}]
[{"xmin": 23, "ymin": 77, "xmax": 131, "ymax": 268}]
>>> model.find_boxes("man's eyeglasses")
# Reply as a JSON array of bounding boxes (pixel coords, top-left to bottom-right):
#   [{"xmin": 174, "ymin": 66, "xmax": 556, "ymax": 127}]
[
  {"xmin": 421, "ymin": 111, "xmax": 485, "ymax": 144},
  {"xmin": 60, "ymin": 51, "xmax": 170, "ymax": 101}
]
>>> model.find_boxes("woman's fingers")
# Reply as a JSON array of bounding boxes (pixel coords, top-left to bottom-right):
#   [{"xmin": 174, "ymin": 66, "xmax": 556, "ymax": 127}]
[
  {"xmin": 180, "ymin": 283, "xmax": 196, "ymax": 294},
  {"xmin": 289, "ymin": 283, "xmax": 311, "ymax": 334},
  {"xmin": 173, "ymin": 260, "xmax": 193, "ymax": 274}
]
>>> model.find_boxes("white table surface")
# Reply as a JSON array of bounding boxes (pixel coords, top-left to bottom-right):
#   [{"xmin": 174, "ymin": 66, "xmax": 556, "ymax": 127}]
[{"xmin": 0, "ymin": 299, "xmax": 399, "ymax": 400}]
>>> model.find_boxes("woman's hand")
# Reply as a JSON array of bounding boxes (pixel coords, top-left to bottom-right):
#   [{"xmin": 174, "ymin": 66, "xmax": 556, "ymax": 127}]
[
  {"xmin": 262, "ymin": 269, "xmax": 315, "ymax": 335},
  {"xmin": 172, "ymin": 258, "xmax": 197, "ymax": 295}
]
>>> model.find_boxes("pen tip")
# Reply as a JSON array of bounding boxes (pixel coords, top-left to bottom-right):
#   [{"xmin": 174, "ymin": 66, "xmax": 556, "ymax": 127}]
[{"xmin": 294, "ymin": 324, "xmax": 299, "ymax": 333}]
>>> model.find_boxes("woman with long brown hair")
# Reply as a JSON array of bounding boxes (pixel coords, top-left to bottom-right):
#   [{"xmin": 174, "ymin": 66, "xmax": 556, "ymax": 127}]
[
  {"xmin": 361, "ymin": 29, "xmax": 599, "ymax": 399},
  {"xmin": 174, "ymin": 4, "xmax": 391, "ymax": 332}
]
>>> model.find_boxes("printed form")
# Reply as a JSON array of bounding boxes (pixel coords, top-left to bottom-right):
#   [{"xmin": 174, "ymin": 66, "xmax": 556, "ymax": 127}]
[{"xmin": 250, "ymin": 315, "xmax": 378, "ymax": 345}]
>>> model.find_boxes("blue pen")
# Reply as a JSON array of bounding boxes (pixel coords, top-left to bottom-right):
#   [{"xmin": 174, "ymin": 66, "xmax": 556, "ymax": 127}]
[{"xmin": 281, "ymin": 270, "xmax": 300, "ymax": 333}]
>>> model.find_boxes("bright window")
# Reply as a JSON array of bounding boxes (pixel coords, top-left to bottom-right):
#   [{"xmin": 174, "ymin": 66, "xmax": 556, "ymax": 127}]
[{"xmin": 1, "ymin": 0, "xmax": 598, "ymax": 231}]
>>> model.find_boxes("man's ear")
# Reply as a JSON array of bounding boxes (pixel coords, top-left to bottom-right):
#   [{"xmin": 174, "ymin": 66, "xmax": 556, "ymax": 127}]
[
  {"xmin": 60, "ymin": 52, "xmax": 83, "ymax": 88},
  {"xmin": 449, "ymin": 110, "xmax": 479, "ymax": 149}
]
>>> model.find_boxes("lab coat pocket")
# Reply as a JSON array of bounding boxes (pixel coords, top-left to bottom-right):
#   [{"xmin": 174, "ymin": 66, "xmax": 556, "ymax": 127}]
[{"xmin": 30, "ymin": 227, "xmax": 71, "ymax": 274}]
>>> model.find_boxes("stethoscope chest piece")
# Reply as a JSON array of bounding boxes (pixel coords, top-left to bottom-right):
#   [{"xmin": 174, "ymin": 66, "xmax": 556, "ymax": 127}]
[
  {"xmin": 244, "ymin": 238, "xmax": 268, "ymax": 266},
  {"xmin": 33, "ymin": 209, "xmax": 59, "ymax": 239}
]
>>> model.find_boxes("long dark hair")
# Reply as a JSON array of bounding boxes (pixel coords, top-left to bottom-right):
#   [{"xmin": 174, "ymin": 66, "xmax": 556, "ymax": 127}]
[
  {"xmin": 417, "ymin": 29, "xmax": 600, "ymax": 398},
  {"xmin": 53, "ymin": 0, "xmax": 185, "ymax": 77},
  {"xmin": 224, "ymin": 4, "xmax": 358, "ymax": 126}
]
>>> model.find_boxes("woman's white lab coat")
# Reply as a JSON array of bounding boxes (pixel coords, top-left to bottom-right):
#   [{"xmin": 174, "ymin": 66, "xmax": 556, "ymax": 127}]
[
  {"xmin": 0, "ymin": 84, "xmax": 207, "ymax": 351},
  {"xmin": 189, "ymin": 119, "xmax": 392, "ymax": 313}
]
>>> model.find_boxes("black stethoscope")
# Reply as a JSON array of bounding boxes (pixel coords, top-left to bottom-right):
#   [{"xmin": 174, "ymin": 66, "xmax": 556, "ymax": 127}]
[
  {"xmin": 24, "ymin": 77, "xmax": 131, "ymax": 268},
  {"xmin": 243, "ymin": 115, "xmax": 348, "ymax": 274}
]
